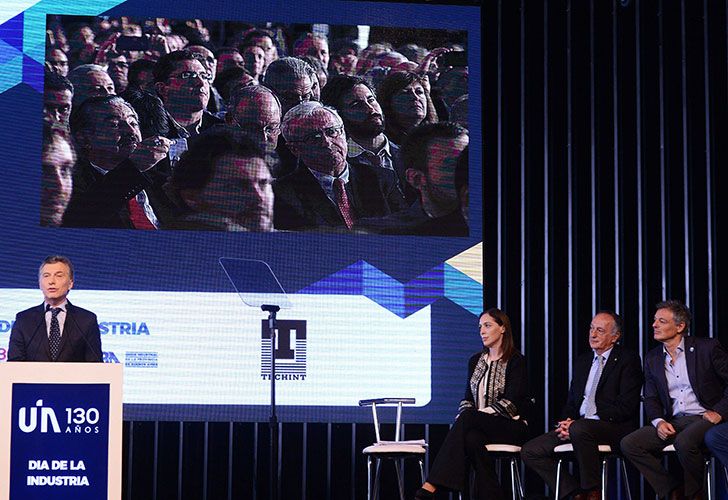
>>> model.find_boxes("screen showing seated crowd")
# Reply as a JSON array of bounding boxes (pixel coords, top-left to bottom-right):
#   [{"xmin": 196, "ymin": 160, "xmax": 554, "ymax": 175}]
[{"xmin": 0, "ymin": 0, "xmax": 482, "ymax": 424}]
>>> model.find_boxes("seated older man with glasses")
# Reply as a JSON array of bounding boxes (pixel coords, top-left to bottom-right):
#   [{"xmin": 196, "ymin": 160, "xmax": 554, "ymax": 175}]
[{"xmin": 272, "ymin": 101, "xmax": 406, "ymax": 232}]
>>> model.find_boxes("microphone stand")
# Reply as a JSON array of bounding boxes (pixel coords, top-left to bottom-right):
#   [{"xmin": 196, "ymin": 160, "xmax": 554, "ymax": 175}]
[{"xmin": 261, "ymin": 304, "xmax": 280, "ymax": 500}]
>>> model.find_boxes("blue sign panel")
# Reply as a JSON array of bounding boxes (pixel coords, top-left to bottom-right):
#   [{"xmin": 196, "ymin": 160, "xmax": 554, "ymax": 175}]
[{"xmin": 9, "ymin": 383, "xmax": 110, "ymax": 500}]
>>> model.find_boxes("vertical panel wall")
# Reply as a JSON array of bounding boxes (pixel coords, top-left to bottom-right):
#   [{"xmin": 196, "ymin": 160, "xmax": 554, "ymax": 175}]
[
  {"xmin": 485, "ymin": 0, "xmax": 727, "ymax": 496},
  {"xmin": 118, "ymin": 1, "xmax": 728, "ymax": 498}
]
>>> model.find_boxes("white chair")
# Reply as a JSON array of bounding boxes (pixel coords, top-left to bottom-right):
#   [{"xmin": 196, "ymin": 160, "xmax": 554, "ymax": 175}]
[
  {"xmin": 485, "ymin": 444, "xmax": 526, "ymax": 500},
  {"xmin": 554, "ymin": 443, "xmax": 632, "ymax": 499},
  {"xmin": 359, "ymin": 398, "xmax": 427, "ymax": 500},
  {"xmin": 661, "ymin": 444, "xmax": 714, "ymax": 500}
]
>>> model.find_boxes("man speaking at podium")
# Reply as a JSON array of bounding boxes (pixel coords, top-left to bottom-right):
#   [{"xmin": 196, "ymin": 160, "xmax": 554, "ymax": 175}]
[{"xmin": 7, "ymin": 255, "xmax": 102, "ymax": 362}]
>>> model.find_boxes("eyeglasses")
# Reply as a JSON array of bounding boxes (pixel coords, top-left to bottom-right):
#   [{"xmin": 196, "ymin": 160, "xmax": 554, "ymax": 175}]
[
  {"xmin": 191, "ymin": 53, "xmax": 216, "ymax": 64},
  {"xmin": 236, "ymin": 120, "xmax": 281, "ymax": 137},
  {"xmin": 170, "ymin": 70, "xmax": 212, "ymax": 82},
  {"xmin": 279, "ymin": 91, "xmax": 313, "ymax": 104},
  {"xmin": 589, "ymin": 326, "xmax": 611, "ymax": 335},
  {"xmin": 290, "ymin": 125, "xmax": 345, "ymax": 145}
]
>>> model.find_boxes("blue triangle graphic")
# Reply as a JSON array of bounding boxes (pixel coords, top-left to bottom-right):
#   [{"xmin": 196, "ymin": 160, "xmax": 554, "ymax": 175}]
[
  {"xmin": 23, "ymin": 53, "xmax": 44, "ymax": 93},
  {"xmin": 0, "ymin": 12, "xmax": 24, "ymax": 53}
]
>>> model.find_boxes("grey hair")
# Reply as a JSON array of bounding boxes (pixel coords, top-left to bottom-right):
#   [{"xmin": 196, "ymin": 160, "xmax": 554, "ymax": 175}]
[
  {"xmin": 263, "ymin": 57, "xmax": 316, "ymax": 95},
  {"xmin": 227, "ymin": 85, "xmax": 281, "ymax": 123},
  {"xmin": 656, "ymin": 300, "xmax": 691, "ymax": 334},
  {"xmin": 281, "ymin": 101, "xmax": 342, "ymax": 141},
  {"xmin": 39, "ymin": 255, "xmax": 74, "ymax": 280},
  {"xmin": 67, "ymin": 64, "xmax": 107, "ymax": 88},
  {"xmin": 70, "ymin": 95, "xmax": 138, "ymax": 137}
]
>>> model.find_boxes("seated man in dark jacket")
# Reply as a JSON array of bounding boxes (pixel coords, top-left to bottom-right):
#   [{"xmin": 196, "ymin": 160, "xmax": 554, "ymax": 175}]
[
  {"xmin": 521, "ymin": 311, "xmax": 643, "ymax": 500},
  {"xmin": 273, "ymin": 101, "xmax": 405, "ymax": 231},
  {"xmin": 63, "ymin": 95, "xmax": 171, "ymax": 229}
]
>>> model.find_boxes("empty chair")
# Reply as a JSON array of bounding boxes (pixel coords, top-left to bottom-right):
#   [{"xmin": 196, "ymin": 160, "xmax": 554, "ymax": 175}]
[{"xmin": 359, "ymin": 398, "xmax": 427, "ymax": 500}]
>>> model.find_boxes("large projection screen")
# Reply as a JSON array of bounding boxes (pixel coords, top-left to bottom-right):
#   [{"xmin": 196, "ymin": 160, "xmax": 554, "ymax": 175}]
[{"xmin": 0, "ymin": 0, "xmax": 482, "ymax": 423}]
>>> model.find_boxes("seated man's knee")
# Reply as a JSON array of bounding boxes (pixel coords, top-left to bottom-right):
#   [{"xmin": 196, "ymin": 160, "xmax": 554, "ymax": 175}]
[
  {"xmin": 567, "ymin": 420, "xmax": 591, "ymax": 442},
  {"xmin": 620, "ymin": 432, "xmax": 639, "ymax": 455},
  {"xmin": 673, "ymin": 431, "xmax": 698, "ymax": 454},
  {"xmin": 521, "ymin": 437, "xmax": 543, "ymax": 463},
  {"xmin": 705, "ymin": 426, "xmax": 719, "ymax": 450}
]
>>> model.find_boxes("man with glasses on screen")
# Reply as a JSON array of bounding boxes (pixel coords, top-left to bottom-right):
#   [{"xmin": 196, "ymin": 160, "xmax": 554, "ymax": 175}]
[
  {"xmin": 186, "ymin": 43, "xmax": 225, "ymax": 116},
  {"xmin": 153, "ymin": 50, "xmax": 222, "ymax": 138},
  {"xmin": 106, "ymin": 52, "xmax": 129, "ymax": 94},
  {"xmin": 225, "ymin": 85, "xmax": 282, "ymax": 152},
  {"xmin": 273, "ymin": 101, "xmax": 405, "ymax": 231}
]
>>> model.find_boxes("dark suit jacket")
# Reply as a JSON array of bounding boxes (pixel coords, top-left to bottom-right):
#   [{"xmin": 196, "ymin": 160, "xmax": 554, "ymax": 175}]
[
  {"xmin": 347, "ymin": 139, "xmax": 417, "ymax": 205},
  {"xmin": 356, "ymin": 200, "xmax": 469, "ymax": 236},
  {"xmin": 62, "ymin": 159, "xmax": 153, "ymax": 228},
  {"xmin": 273, "ymin": 161, "xmax": 407, "ymax": 231},
  {"xmin": 561, "ymin": 344, "xmax": 643, "ymax": 427},
  {"xmin": 644, "ymin": 336, "xmax": 728, "ymax": 422},
  {"xmin": 462, "ymin": 350, "xmax": 530, "ymax": 420},
  {"xmin": 7, "ymin": 302, "xmax": 102, "ymax": 362}
]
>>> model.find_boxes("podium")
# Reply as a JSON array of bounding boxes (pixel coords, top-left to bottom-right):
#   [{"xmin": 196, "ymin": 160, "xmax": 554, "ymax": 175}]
[
  {"xmin": 0, "ymin": 363, "xmax": 123, "ymax": 500},
  {"xmin": 219, "ymin": 258, "xmax": 291, "ymax": 500}
]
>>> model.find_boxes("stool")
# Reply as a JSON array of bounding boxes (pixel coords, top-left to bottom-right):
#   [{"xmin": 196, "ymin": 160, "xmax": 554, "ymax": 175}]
[{"xmin": 554, "ymin": 443, "xmax": 632, "ymax": 499}]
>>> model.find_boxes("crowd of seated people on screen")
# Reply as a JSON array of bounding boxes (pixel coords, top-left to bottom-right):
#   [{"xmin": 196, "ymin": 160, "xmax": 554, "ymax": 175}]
[{"xmin": 41, "ymin": 16, "xmax": 470, "ymax": 236}]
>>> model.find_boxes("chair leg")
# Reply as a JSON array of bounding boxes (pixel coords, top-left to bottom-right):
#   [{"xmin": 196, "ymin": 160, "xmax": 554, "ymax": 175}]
[
  {"xmin": 373, "ymin": 458, "xmax": 381, "ymax": 500},
  {"xmin": 367, "ymin": 456, "xmax": 372, "ymax": 500},
  {"xmin": 394, "ymin": 459, "xmax": 405, "ymax": 500},
  {"xmin": 555, "ymin": 458, "xmax": 563, "ymax": 499},
  {"xmin": 508, "ymin": 457, "xmax": 521, "ymax": 500},
  {"xmin": 723, "ymin": 464, "xmax": 728, "ymax": 491},
  {"xmin": 514, "ymin": 458, "xmax": 525, "ymax": 499},
  {"xmin": 600, "ymin": 457, "xmax": 608, "ymax": 500},
  {"xmin": 620, "ymin": 458, "xmax": 633, "ymax": 500},
  {"xmin": 706, "ymin": 458, "xmax": 713, "ymax": 500}
]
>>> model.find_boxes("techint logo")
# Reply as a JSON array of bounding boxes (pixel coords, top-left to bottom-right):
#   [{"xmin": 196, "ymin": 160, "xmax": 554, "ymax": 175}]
[
  {"xmin": 0, "ymin": 319, "xmax": 14, "ymax": 333},
  {"xmin": 18, "ymin": 400, "xmax": 101, "ymax": 434},
  {"xmin": 261, "ymin": 320, "xmax": 306, "ymax": 381}
]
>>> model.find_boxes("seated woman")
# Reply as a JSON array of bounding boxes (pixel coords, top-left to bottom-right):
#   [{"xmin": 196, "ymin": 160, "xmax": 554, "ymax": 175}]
[
  {"xmin": 377, "ymin": 70, "xmax": 438, "ymax": 146},
  {"xmin": 416, "ymin": 308, "xmax": 530, "ymax": 500}
]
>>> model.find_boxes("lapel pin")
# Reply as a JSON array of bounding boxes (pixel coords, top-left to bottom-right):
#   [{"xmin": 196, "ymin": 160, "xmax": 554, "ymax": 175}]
[{"xmin": 689, "ymin": 346, "xmax": 695, "ymax": 352}]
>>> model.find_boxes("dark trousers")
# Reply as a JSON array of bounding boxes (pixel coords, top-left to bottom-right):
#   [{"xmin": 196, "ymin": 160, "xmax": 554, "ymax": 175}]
[
  {"xmin": 521, "ymin": 419, "xmax": 633, "ymax": 499},
  {"xmin": 705, "ymin": 422, "xmax": 728, "ymax": 469},
  {"xmin": 427, "ymin": 409, "xmax": 529, "ymax": 500},
  {"xmin": 620, "ymin": 415, "xmax": 713, "ymax": 498}
]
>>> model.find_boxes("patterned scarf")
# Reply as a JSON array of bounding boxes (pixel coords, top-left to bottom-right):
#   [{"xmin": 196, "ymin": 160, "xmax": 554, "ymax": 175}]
[{"xmin": 458, "ymin": 350, "xmax": 518, "ymax": 419}]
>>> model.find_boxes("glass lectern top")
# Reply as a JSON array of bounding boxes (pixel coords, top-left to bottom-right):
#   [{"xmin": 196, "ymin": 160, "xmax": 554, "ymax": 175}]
[{"xmin": 219, "ymin": 258, "xmax": 292, "ymax": 309}]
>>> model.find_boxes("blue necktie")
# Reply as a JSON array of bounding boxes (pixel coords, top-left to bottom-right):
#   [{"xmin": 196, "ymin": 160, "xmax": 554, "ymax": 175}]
[
  {"xmin": 584, "ymin": 355, "xmax": 605, "ymax": 417},
  {"xmin": 49, "ymin": 307, "xmax": 62, "ymax": 361}
]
